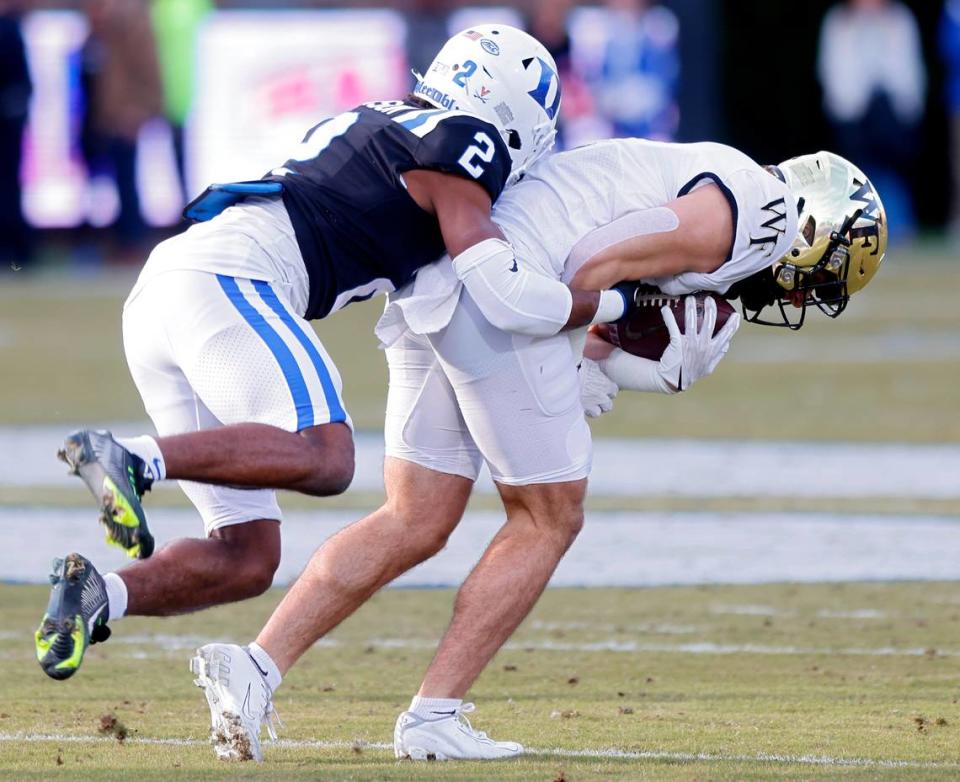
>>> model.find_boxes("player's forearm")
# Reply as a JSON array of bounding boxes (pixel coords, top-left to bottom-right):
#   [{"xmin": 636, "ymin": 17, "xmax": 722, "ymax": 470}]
[
  {"xmin": 566, "ymin": 289, "xmax": 627, "ymax": 330},
  {"xmin": 567, "ymin": 191, "xmax": 731, "ymax": 290},
  {"xmin": 565, "ymin": 290, "xmax": 599, "ymax": 329}
]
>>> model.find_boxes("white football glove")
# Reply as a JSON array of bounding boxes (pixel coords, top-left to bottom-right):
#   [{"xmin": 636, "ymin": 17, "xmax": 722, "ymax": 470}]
[
  {"xmin": 579, "ymin": 357, "xmax": 619, "ymax": 418},
  {"xmin": 657, "ymin": 296, "xmax": 741, "ymax": 392}
]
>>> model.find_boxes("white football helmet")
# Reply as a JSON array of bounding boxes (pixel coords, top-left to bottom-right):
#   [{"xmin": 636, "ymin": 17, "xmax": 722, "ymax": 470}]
[{"xmin": 414, "ymin": 24, "xmax": 562, "ymax": 185}]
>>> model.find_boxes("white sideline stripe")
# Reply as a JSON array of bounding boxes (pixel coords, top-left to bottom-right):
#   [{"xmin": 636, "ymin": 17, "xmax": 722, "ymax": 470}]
[
  {"xmin": 0, "ymin": 733, "xmax": 956, "ymax": 769},
  {"xmin": 374, "ymin": 637, "xmax": 960, "ymax": 657},
  {"xmin": 1, "ymin": 635, "xmax": 955, "ymax": 659}
]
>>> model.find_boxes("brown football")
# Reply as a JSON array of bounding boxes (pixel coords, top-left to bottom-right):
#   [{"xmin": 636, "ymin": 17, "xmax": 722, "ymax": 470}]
[{"xmin": 605, "ymin": 291, "xmax": 737, "ymax": 360}]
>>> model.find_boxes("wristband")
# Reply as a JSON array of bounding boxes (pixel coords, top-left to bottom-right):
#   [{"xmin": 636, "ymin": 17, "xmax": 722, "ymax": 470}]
[{"xmin": 590, "ymin": 289, "xmax": 628, "ymax": 325}]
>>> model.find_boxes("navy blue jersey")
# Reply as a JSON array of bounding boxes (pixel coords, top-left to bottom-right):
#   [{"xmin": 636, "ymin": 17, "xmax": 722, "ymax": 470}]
[{"xmin": 187, "ymin": 100, "xmax": 511, "ymax": 320}]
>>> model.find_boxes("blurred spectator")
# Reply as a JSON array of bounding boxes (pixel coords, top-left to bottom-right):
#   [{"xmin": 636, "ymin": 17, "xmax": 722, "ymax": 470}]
[
  {"xmin": 151, "ymin": 0, "xmax": 213, "ymax": 203},
  {"xmin": 818, "ymin": 0, "xmax": 925, "ymax": 241},
  {"xmin": 404, "ymin": 0, "xmax": 450, "ymax": 86},
  {"xmin": 529, "ymin": 0, "xmax": 572, "ymax": 79},
  {"xmin": 0, "ymin": 1, "xmax": 32, "ymax": 269},
  {"xmin": 528, "ymin": 0, "xmax": 595, "ymax": 148},
  {"xmin": 596, "ymin": 0, "xmax": 679, "ymax": 141},
  {"xmin": 81, "ymin": 0, "xmax": 163, "ymax": 253},
  {"xmin": 941, "ymin": 0, "xmax": 960, "ymax": 238}
]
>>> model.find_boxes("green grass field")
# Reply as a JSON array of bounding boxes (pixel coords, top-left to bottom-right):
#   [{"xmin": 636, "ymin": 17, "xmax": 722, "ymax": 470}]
[
  {"xmin": 2, "ymin": 246, "xmax": 959, "ymax": 441},
  {"xmin": 3, "ymin": 582, "xmax": 960, "ymax": 780},
  {"xmin": 2, "ymin": 246, "xmax": 958, "ymax": 779}
]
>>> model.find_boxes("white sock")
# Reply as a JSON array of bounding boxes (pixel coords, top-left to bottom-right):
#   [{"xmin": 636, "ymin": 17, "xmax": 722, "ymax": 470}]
[
  {"xmin": 103, "ymin": 572, "xmax": 128, "ymax": 621},
  {"xmin": 409, "ymin": 696, "xmax": 462, "ymax": 718},
  {"xmin": 116, "ymin": 435, "xmax": 166, "ymax": 482},
  {"xmin": 246, "ymin": 642, "xmax": 282, "ymax": 693}
]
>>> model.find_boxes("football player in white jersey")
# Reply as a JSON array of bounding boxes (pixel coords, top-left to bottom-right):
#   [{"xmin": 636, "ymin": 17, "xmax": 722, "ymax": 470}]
[{"xmin": 192, "ymin": 146, "xmax": 886, "ymax": 761}]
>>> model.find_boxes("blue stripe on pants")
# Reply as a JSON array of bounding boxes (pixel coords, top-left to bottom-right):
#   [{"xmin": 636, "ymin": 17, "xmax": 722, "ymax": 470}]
[
  {"xmin": 216, "ymin": 275, "xmax": 314, "ymax": 430},
  {"xmin": 251, "ymin": 279, "xmax": 347, "ymax": 424}
]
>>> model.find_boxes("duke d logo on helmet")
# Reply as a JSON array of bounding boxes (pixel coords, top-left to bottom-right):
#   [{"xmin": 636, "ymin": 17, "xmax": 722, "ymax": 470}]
[{"xmin": 523, "ymin": 57, "xmax": 560, "ymax": 121}]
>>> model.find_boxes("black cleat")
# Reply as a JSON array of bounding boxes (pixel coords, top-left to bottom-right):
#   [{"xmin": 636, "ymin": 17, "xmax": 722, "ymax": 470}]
[
  {"xmin": 59, "ymin": 429, "xmax": 155, "ymax": 559},
  {"xmin": 35, "ymin": 553, "xmax": 111, "ymax": 680}
]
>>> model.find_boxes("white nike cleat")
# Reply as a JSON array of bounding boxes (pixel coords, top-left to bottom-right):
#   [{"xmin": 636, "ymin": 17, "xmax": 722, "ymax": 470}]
[
  {"xmin": 394, "ymin": 702, "xmax": 523, "ymax": 761},
  {"xmin": 190, "ymin": 643, "xmax": 281, "ymax": 762}
]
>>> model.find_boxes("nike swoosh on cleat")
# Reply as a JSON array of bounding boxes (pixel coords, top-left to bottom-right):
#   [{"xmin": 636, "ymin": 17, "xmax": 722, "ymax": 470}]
[
  {"xmin": 241, "ymin": 685, "xmax": 258, "ymax": 721},
  {"xmin": 86, "ymin": 604, "xmax": 107, "ymax": 633}
]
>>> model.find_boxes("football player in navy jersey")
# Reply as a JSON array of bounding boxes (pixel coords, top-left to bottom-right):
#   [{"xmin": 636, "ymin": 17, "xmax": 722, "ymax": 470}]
[{"xmin": 37, "ymin": 25, "xmax": 640, "ymax": 686}]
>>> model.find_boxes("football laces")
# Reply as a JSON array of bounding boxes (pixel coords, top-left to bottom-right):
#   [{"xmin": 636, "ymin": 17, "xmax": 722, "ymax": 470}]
[{"xmin": 634, "ymin": 292, "xmax": 682, "ymax": 308}]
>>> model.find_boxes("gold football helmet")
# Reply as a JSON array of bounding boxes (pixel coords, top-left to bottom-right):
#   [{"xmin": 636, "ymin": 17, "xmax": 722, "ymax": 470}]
[{"xmin": 734, "ymin": 151, "xmax": 887, "ymax": 329}]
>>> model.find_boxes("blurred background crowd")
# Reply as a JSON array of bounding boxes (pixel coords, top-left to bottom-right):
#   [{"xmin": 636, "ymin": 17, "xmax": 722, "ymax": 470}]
[{"xmin": 0, "ymin": 0, "xmax": 953, "ymax": 271}]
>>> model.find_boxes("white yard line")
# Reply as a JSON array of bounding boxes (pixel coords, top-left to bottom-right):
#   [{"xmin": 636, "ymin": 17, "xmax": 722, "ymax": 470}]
[
  {"xmin": 2, "ymin": 632, "xmax": 954, "ymax": 659},
  {"xmin": 0, "ymin": 732, "xmax": 956, "ymax": 769},
  {"xmin": 373, "ymin": 637, "xmax": 960, "ymax": 657}
]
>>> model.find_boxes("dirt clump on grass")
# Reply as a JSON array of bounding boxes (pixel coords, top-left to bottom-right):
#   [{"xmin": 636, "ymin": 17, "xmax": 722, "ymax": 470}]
[{"xmin": 97, "ymin": 713, "xmax": 129, "ymax": 743}]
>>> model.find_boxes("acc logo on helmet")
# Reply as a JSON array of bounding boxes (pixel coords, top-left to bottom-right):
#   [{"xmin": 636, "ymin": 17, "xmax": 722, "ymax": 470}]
[{"xmin": 481, "ymin": 38, "xmax": 500, "ymax": 56}]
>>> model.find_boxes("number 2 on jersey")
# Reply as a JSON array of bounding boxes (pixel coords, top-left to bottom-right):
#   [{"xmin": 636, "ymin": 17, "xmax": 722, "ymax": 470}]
[{"xmin": 458, "ymin": 132, "xmax": 495, "ymax": 178}]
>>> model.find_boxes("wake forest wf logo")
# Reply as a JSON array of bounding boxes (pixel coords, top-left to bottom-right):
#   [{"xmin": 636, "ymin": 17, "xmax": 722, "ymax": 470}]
[
  {"xmin": 749, "ymin": 198, "xmax": 788, "ymax": 256},
  {"xmin": 848, "ymin": 180, "xmax": 883, "ymax": 255}
]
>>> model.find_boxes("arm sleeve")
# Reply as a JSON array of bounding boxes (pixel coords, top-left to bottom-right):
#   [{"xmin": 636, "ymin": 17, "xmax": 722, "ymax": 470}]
[
  {"xmin": 599, "ymin": 347, "xmax": 676, "ymax": 395},
  {"xmin": 452, "ymin": 238, "xmax": 574, "ymax": 337},
  {"xmin": 414, "ymin": 115, "xmax": 512, "ymax": 203}
]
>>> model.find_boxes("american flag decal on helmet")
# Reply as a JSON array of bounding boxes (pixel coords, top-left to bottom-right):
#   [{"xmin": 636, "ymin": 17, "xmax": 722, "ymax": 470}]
[{"xmin": 462, "ymin": 30, "xmax": 483, "ymax": 40}]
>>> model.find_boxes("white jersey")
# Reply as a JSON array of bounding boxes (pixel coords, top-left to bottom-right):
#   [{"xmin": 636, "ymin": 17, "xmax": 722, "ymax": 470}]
[
  {"xmin": 377, "ymin": 138, "xmax": 798, "ymax": 346},
  {"xmin": 492, "ymin": 138, "xmax": 798, "ymax": 294},
  {"xmin": 133, "ymin": 196, "xmax": 312, "ymax": 317}
]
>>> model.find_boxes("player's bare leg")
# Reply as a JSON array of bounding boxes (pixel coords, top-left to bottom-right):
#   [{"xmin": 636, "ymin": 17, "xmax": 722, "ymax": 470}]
[
  {"xmin": 392, "ymin": 478, "xmax": 586, "ymax": 760},
  {"xmin": 192, "ymin": 460, "xmax": 472, "ymax": 759},
  {"xmin": 60, "ymin": 422, "xmax": 354, "ymax": 560},
  {"xmin": 93, "ymin": 421, "xmax": 354, "ymax": 615},
  {"xmin": 36, "ymin": 517, "xmax": 283, "ymax": 680},
  {"xmin": 117, "ymin": 520, "xmax": 281, "ymax": 615},
  {"xmin": 254, "ymin": 458, "xmax": 472, "ymax": 674},
  {"xmin": 40, "ymin": 423, "xmax": 352, "ymax": 679},
  {"xmin": 160, "ymin": 422, "xmax": 355, "ymax": 496},
  {"xmin": 417, "ymin": 479, "xmax": 587, "ymax": 698}
]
